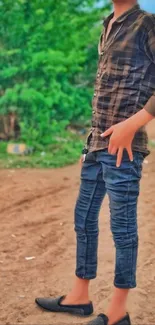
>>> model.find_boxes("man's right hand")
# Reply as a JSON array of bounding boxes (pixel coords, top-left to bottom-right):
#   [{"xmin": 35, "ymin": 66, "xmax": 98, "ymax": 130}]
[{"xmin": 79, "ymin": 155, "xmax": 85, "ymax": 166}]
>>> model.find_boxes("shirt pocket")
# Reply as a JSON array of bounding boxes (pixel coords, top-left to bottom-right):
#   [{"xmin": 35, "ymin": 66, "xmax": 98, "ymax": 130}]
[
  {"xmin": 99, "ymin": 56, "xmax": 123, "ymax": 89},
  {"xmin": 110, "ymin": 57, "xmax": 132, "ymax": 79},
  {"xmin": 108, "ymin": 55, "xmax": 139, "ymax": 80}
]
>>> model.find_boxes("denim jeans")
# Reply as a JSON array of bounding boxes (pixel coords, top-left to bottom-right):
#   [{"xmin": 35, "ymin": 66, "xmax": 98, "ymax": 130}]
[{"xmin": 74, "ymin": 150, "xmax": 144, "ymax": 289}]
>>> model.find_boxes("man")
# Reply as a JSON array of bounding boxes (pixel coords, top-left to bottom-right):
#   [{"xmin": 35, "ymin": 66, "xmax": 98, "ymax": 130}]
[{"xmin": 35, "ymin": 1, "xmax": 155, "ymax": 324}]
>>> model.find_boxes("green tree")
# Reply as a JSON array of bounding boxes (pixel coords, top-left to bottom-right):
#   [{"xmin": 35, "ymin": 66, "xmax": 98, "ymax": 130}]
[{"xmin": 0, "ymin": 0, "xmax": 111, "ymax": 146}]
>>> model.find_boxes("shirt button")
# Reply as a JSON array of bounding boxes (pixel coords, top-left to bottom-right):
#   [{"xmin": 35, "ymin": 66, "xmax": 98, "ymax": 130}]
[{"xmin": 97, "ymin": 73, "xmax": 100, "ymax": 77}]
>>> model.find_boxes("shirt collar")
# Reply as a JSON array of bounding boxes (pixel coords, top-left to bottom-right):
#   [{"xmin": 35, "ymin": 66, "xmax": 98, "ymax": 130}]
[{"xmin": 103, "ymin": 4, "xmax": 140, "ymax": 27}]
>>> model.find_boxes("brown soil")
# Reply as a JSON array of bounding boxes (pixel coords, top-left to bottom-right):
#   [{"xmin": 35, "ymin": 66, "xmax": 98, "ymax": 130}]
[{"xmin": 0, "ymin": 122, "xmax": 155, "ymax": 325}]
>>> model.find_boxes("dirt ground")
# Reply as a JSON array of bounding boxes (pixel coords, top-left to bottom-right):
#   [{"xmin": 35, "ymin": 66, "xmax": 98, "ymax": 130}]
[{"xmin": 0, "ymin": 122, "xmax": 155, "ymax": 325}]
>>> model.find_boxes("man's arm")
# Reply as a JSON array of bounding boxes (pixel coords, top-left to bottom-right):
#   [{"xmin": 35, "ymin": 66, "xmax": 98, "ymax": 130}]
[{"xmin": 143, "ymin": 20, "xmax": 155, "ymax": 117}]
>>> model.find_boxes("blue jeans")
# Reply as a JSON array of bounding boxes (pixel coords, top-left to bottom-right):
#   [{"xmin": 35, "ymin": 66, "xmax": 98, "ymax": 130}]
[{"xmin": 74, "ymin": 150, "xmax": 144, "ymax": 289}]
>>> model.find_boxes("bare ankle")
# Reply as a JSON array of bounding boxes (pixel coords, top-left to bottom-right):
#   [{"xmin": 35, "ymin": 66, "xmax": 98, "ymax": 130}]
[
  {"xmin": 61, "ymin": 276, "xmax": 90, "ymax": 305},
  {"xmin": 107, "ymin": 310, "xmax": 126, "ymax": 325},
  {"xmin": 106, "ymin": 288, "xmax": 129, "ymax": 324},
  {"xmin": 61, "ymin": 295, "xmax": 90, "ymax": 305}
]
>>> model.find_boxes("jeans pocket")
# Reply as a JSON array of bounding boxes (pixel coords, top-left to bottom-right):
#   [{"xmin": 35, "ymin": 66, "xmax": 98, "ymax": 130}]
[
  {"xmin": 84, "ymin": 152, "xmax": 96, "ymax": 163},
  {"xmin": 132, "ymin": 152, "xmax": 144, "ymax": 179}
]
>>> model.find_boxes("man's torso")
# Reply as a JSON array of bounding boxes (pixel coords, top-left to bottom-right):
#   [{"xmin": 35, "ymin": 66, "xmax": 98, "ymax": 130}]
[{"xmin": 87, "ymin": 4, "xmax": 155, "ymax": 155}]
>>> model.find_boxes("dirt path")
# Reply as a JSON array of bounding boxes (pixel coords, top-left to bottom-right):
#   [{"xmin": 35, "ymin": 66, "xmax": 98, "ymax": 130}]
[{"xmin": 0, "ymin": 122, "xmax": 155, "ymax": 325}]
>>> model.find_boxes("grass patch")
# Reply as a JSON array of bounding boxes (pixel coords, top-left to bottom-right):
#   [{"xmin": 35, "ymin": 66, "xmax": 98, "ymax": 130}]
[
  {"xmin": 0, "ymin": 134, "xmax": 84, "ymax": 168},
  {"xmin": 149, "ymin": 140, "xmax": 155, "ymax": 148}
]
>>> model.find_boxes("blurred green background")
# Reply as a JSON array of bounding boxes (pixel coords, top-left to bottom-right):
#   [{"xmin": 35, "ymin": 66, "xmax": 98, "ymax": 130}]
[
  {"xmin": 1, "ymin": 1, "xmax": 154, "ymax": 168},
  {"xmin": 0, "ymin": 0, "xmax": 111, "ymax": 168}
]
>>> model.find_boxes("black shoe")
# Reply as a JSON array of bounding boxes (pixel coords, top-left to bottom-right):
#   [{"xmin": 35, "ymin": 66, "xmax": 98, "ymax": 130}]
[
  {"xmin": 35, "ymin": 295, "xmax": 93, "ymax": 317},
  {"xmin": 86, "ymin": 313, "xmax": 131, "ymax": 325}
]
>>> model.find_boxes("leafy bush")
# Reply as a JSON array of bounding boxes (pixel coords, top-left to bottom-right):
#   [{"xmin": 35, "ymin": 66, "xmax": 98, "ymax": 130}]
[{"xmin": 0, "ymin": 0, "xmax": 111, "ymax": 154}]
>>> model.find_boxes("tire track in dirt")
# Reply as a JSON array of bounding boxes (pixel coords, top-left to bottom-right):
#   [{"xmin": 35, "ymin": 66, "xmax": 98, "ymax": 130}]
[{"xmin": 0, "ymin": 185, "xmax": 70, "ymax": 215}]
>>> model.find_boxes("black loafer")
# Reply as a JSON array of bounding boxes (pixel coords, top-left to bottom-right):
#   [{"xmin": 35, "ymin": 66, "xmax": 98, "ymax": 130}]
[
  {"xmin": 35, "ymin": 295, "xmax": 93, "ymax": 316},
  {"xmin": 87, "ymin": 313, "xmax": 131, "ymax": 325}
]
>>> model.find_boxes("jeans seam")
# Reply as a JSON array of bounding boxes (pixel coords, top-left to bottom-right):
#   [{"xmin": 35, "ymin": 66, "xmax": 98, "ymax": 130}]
[
  {"xmin": 82, "ymin": 181, "xmax": 99, "ymax": 278},
  {"xmin": 127, "ymin": 155, "xmax": 141, "ymax": 286},
  {"xmin": 126, "ymin": 164, "xmax": 134, "ymax": 286}
]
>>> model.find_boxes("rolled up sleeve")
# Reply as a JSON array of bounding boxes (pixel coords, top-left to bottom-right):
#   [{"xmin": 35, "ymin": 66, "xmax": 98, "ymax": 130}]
[{"xmin": 144, "ymin": 21, "xmax": 155, "ymax": 116}]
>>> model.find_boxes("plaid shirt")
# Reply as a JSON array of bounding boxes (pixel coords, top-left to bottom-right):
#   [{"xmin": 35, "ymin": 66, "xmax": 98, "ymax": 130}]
[{"xmin": 84, "ymin": 4, "xmax": 155, "ymax": 155}]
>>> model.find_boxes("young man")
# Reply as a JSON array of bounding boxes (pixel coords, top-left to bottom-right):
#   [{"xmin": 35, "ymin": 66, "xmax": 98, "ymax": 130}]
[{"xmin": 35, "ymin": 1, "xmax": 155, "ymax": 324}]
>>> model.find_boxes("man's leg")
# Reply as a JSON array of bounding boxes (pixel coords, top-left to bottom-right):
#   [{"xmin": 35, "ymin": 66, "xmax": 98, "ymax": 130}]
[
  {"xmin": 103, "ymin": 151, "xmax": 144, "ymax": 324},
  {"xmin": 35, "ymin": 153, "xmax": 106, "ymax": 315},
  {"xmin": 62, "ymin": 154, "xmax": 107, "ymax": 305}
]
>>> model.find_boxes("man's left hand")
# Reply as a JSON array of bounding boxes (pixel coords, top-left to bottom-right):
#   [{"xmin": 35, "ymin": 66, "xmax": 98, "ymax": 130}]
[{"xmin": 101, "ymin": 120, "xmax": 136, "ymax": 167}]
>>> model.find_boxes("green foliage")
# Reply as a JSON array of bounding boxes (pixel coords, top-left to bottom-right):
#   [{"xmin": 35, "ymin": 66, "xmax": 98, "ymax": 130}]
[
  {"xmin": 0, "ymin": 134, "xmax": 83, "ymax": 168},
  {"xmin": 0, "ymin": 0, "xmax": 111, "ymax": 166}
]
